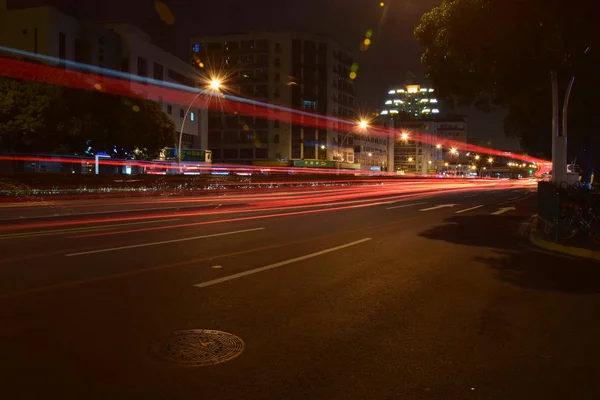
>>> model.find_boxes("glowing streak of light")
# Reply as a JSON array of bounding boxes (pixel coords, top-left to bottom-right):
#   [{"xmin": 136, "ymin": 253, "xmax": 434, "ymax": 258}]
[
  {"xmin": 0, "ymin": 181, "xmax": 509, "ymax": 233},
  {"xmin": 0, "ymin": 49, "xmax": 550, "ymax": 168}
]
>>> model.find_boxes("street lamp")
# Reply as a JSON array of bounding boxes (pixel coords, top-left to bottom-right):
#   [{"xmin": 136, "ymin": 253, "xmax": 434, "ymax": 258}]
[
  {"xmin": 401, "ymin": 133, "xmax": 409, "ymax": 141},
  {"xmin": 475, "ymin": 155, "xmax": 480, "ymax": 160},
  {"xmin": 336, "ymin": 119, "xmax": 369, "ymax": 166},
  {"xmin": 488, "ymin": 157, "xmax": 494, "ymax": 164},
  {"xmin": 436, "ymin": 144, "xmax": 442, "ymax": 149},
  {"xmin": 178, "ymin": 75, "xmax": 223, "ymax": 165},
  {"xmin": 209, "ymin": 78, "xmax": 221, "ymax": 91}
]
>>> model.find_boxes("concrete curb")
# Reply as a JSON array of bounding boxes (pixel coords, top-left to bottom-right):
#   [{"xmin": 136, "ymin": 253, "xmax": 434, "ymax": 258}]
[{"xmin": 529, "ymin": 217, "xmax": 600, "ymax": 261}]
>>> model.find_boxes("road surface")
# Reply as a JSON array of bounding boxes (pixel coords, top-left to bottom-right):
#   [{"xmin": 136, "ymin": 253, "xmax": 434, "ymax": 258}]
[{"xmin": 1, "ymin": 179, "xmax": 599, "ymax": 399}]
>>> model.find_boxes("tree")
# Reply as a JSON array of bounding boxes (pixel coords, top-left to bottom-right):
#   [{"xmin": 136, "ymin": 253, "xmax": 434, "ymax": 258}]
[
  {"xmin": 0, "ymin": 78, "xmax": 176, "ymax": 159},
  {"xmin": 414, "ymin": 0, "xmax": 598, "ymax": 158},
  {"xmin": 81, "ymin": 92, "xmax": 176, "ymax": 160},
  {"xmin": 0, "ymin": 78, "xmax": 68, "ymax": 152}
]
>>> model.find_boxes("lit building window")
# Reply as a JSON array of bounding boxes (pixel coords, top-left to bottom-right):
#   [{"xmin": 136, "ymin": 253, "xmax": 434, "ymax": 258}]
[
  {"xmin": 388, "ymin": 90, "xmax": 395, "ymax": 94},
  {"xmin": 385, "ymin": 100, "xmax": 392, "ymax": 105},
  {"xmin": 430, "ymin": 99, "xmax": 438, "ymax": 103},
  {"xmin": 302, "ymin": 100, "xmax": 317, "ymax": 110},
  {"xmin": 432, "ymin": 109, "xmax": 440, "ymax": 113},
  {"xmin": 380, "ymin": 110, "xmax": 389, "ymax": 115},
  {"xmin": 190, "ymin": 112, "xmax": 195, "ymax": 121}
]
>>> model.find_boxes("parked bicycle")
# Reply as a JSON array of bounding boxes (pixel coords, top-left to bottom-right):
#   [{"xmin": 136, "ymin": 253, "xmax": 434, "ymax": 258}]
[{"xmin": 541, "ymin": 181, "xmax": 600, "ymax": 244}]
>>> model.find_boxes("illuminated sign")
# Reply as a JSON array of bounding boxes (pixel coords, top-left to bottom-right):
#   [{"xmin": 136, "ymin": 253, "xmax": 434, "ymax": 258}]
[{"xmin": 293, "ymin": 160, "xmax": 336, "ymax": 168}]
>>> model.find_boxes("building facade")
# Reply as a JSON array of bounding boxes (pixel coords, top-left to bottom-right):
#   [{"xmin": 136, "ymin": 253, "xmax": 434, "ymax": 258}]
[
  {"xmin": 190, "ymin": 32, "xmax": 374, "ymax": 165},
  {"xmin": 392, "ymin": 120, "xmax": 440, "ymax": 175},
  {"xmin": 380, "ymin": 84, "xmax": 440, "ymax": 119},
  {"xmin": 435, "ymin": 116, "xmax": 467, "ymax": 145},
  {"xmin": 0, "ymin": 1, "xmax": 207, "ymax": 152}
]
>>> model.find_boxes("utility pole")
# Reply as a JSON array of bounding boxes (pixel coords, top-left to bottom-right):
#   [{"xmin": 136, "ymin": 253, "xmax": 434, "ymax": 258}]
[{"xmin": 551, "ymin": 71, "xmax": 574, "ymax": 184}]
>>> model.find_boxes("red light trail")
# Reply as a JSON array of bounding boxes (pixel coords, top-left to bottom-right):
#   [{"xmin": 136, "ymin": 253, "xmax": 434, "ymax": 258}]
[
  {"xmin": 0, "ymin": 178, "xmax": 533, "ymax": 234},
  {"xmin": 0, "ymin": 55, "xmax": 550, "ymax": 170}
]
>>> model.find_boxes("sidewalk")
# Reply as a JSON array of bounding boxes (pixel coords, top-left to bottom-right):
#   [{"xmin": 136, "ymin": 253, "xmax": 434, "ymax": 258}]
[{"xmin": 529, "ymin": 216, "xmax": 600, "ymax": 261}]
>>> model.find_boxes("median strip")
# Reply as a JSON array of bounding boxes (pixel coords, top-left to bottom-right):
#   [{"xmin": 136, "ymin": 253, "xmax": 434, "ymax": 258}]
[
  {"xmin": 65, "ymin": 227, "xmax": 265, "ymax": 256},
  {"xmin": 194, "ymin": 237, "xmax": 372, "ymax": 288}
]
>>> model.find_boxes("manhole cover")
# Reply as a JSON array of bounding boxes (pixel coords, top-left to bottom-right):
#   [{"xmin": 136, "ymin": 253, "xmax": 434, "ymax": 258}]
[{"xmin": 151, "ymin": 329, "xmax": 244, "ymax": 366}]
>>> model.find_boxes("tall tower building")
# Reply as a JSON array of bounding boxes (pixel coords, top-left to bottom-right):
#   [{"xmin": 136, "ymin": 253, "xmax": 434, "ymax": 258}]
[{"xmin": 379, "ymin": 84, "xmax": 440, "ymax": 119}]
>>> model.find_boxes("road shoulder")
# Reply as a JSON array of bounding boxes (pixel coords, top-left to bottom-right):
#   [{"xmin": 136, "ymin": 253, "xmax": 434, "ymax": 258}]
[{"xmin": 529, "ymin": 217, "xmax": 600, "ymax": 261}]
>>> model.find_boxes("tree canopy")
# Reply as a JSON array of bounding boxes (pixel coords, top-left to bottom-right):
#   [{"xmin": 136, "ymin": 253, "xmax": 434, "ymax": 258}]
[
  {"xmin": 415, "ymin": 0, "xmax": 599, "ymax": 158},
  {"xmin": 0, "ymin": 78, "xmax": 176, "ymax": 159}
]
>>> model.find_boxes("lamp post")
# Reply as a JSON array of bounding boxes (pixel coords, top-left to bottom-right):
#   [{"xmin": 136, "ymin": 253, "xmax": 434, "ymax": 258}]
[
  {"xmin": 177, "ymin": 78, "xmax": 221, "ymax": 165},
  {"xmin": 336, "ymin": 119, "xmax": 369, "ymax": 167}
]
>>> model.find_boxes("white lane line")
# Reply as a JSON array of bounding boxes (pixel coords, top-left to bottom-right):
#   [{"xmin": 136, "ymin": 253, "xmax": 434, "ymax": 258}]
[
  {"xmin": 194, "ymin": 237, "xmax": 372, "ymax": 288},
  {"xmin": 463, "ymin": 194, "xmax": 478, "ymax": 199},
  {"xmin": 455, "ymin": 205, "xmax": 483, "ymax": 214},
  {"xmin": 492, "ymin": 207, "xmax": 516, "ymax": 216},
  {"xmin": 419, "ymin": 204, "xmax": 456, "ymax": 212},
  {"xmin": 497, "ymin": 193, "xmax": 535, "ymax": 205},
  {"xmin": 0, "ymin": 204, "xmax": 230, "ymax": 222},
  {"xmin": 65, "ymin": 227, "xmax": 265, "ymax": 257},
  {"xmin": 0, "ymin": 218, "xmax": 181, "ymax": 239},
  {"xmin": 386, "ymin": 202, "xmax": 428, "ymax": 210}
]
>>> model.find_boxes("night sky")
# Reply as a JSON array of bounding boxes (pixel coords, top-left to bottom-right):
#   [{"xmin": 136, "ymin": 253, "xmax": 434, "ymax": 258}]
[{"xmin": 11, "ymin": 0, "xmax": 518, "ymax": 150}]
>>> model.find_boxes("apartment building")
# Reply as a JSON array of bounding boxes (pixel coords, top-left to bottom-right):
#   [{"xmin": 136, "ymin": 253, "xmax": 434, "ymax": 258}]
[{"xmin": 190, "ymin": 32, "xmax": 366, "ymax": 165}]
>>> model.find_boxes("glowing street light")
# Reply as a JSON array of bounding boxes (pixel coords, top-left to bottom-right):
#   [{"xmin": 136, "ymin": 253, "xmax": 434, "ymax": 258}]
[
  {"xmin": 401, "ymin": 133, "xmax": 409, "ymax": 141},
  {"xmin": 450, "ymin": 148, "xmax": 457, "ymax": 154},
  {"xmin": 359, "ymin": 120, "xmax": 369, "ymax": 130},
  {"xmin": 368, "ymin": 152, "xmax": 373, "ymax": 157},
  {"xmin": 444, "ymin": 162, "xmax": 449, "ymax": 167},
  {"xmin": 209, "ymin": 78, "xmax": 222, "ymax": 91},
  {"xmin": 475, "ymin": 155, "xmax": 480, "ymax": 160},
  {"xmin": 488, "ymin": 157, "xmax": 494, "ymax": 164},
  {"xmin": 320, "ymin": 145, "xmax": 326, "ymax": 150},
  {"xmin": 408, "ymin": 157, "xmax": 414, "ymax": 162},
  {"xmin": 436, "ymin": 144, "xmax": 442, "ymax": 149}
]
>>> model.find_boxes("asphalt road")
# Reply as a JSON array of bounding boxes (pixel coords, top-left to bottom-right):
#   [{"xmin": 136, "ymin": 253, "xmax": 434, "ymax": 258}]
[{"xmin": 1, "ymin": 180, "xmax": 600, "ymax": 399}]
